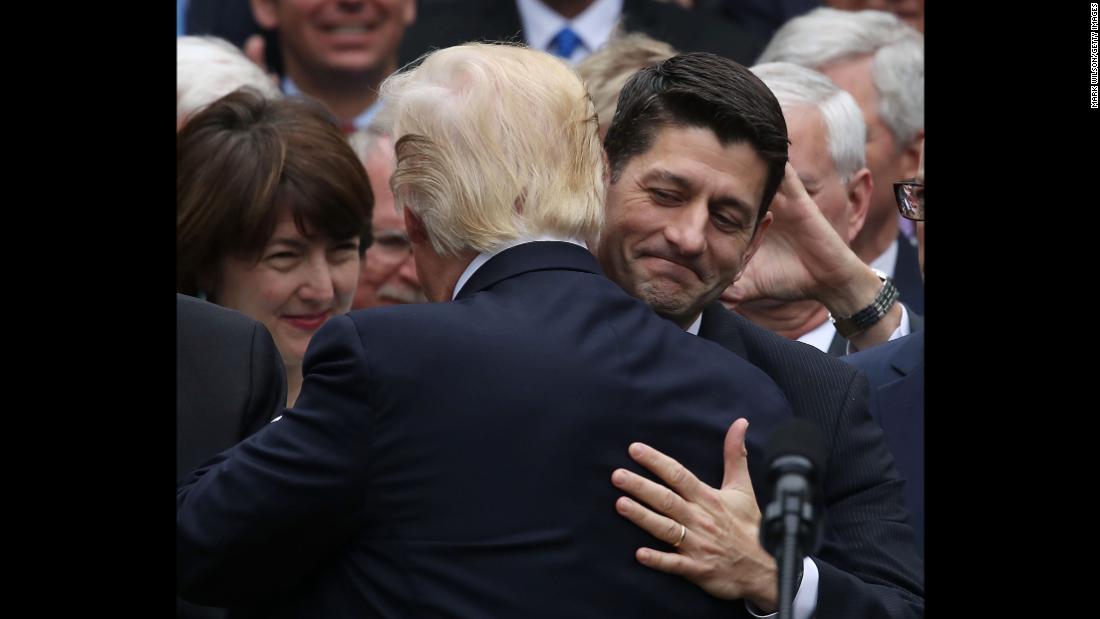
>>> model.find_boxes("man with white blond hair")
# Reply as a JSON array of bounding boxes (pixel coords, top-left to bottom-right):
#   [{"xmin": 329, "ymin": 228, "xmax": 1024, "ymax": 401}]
[
  {"xmin": 176, "ymin": 35, "xmax": 281, "ymax": 130},
  {"xmin": 178, "ymin": 43, "xmax": 794, "ymax": 617},
  {"xmin": 759, "ymin": 8, "xmax": 925, "ymax": 314}
]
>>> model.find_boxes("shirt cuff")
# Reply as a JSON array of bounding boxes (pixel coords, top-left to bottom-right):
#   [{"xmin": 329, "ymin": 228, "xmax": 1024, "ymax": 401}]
[
  {"xmin": 845, "ymin": 303, "xmax": 912, "ymax": 355},
  {"xmin": 893, "ymin": 303, "xmax": 912, "ymax": 339},
  {"xmin": 744, "ymin": 557, "xmax": 819, "ymax": 618}
]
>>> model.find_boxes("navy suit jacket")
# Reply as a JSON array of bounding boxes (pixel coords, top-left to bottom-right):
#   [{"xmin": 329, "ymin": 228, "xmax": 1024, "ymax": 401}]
[
  {"xmin": 700, "ymin": 303, "xmax": 924, "ymax": 618},
  {"xmin": 844, "ymin": 330, "xmax": 924, "ymax": 556},
  {"xmin": 177, "ymin": 242, "xmax": 794, "ymax": 618}
]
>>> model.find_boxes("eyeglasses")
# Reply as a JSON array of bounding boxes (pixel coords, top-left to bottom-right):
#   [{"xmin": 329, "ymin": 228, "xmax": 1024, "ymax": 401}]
[
  {"xmin": 893, "ymin": 179, "xmax": 924, "ymax": 221},
  {"xmin": 370, "ymin": 229, "xmax": 413, "ymax": 262}
]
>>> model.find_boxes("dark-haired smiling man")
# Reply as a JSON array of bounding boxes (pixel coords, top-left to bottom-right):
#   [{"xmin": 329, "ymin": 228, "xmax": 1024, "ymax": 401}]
[{"xmin": 598, "ymin": 52, "xmax": 924, "ymax": 618}]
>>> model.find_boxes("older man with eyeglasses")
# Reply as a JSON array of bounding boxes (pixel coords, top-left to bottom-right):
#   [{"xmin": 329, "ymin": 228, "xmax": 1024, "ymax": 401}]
[
  {"xmin": 894, "ymin": 167, "xmax": 925, "ymax": 275},
  {"xmin": 349, "ymin": 126, "xmax": 427, "ymax": 309}
]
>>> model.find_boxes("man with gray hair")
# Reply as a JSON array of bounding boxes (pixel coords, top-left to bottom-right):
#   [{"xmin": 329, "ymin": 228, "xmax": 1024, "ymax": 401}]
[
  {"xmin": 347, "ymin": 125, "xmax": 426, "ymax": 309},
  {"xmin": 177, "ymin": 43, "xmax": 795, "ymax": 617},
  {"xmin": 725, "ymin": 61, "xmax": 917, "ymax": 355},
  {"xmin": 759, "ymin": 8, "xmax": 925, "ymax": 315}
]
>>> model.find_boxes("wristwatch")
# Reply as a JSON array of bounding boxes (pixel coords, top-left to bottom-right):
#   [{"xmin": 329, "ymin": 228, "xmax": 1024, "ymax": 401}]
[{"xmin": 829, "ymin": 268, "xmax": 900, "ymax": 339}]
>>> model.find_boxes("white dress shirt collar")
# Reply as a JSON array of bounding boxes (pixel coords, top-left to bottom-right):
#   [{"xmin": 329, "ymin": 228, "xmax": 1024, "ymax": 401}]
[
  {"xmin": 516, "ymin": 0, "xmax": 624, "ymax": 63},
  {"xmin": 686, "ymin": 313, "xmax": 703, "ymax": 335},
  {"xmin": 869, "ymin": 236, "xmax": 900, "ymax": 279},
  {"xmin": 796, "ymin": 316, "xmax": 837, "ymax": 354}
]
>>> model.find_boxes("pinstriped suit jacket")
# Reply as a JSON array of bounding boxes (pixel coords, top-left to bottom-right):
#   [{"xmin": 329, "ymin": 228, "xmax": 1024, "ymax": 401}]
[{"xmin": 700, "ymin": 302, "xmax": 924, "ymax": 618}]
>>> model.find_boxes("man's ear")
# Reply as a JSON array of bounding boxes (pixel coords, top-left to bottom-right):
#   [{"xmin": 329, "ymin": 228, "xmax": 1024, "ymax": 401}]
[
  {"xmin": 404, "ymin": 207, "xmax": 429, "ymax": 245},
  {"xmin": 403, "ymin": 0, "xmax": 417, "ymax": 26},
  {"xmin": 250, "ymin": 0, "xmax": 280, "ymax": 30},
  {"xmin": 845, "ymin": 167, "xmax": 873, "ymax": 243},
  {"xmin": 736, "ymin": 210, "xmax": 773, "ymax": 280}
]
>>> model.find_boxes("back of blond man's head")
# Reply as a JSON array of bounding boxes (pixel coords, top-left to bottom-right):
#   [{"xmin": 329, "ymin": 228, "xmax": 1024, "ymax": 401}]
[{"xmin": 378, "ymin": 43, "xmax": 605, "ymax": 256}]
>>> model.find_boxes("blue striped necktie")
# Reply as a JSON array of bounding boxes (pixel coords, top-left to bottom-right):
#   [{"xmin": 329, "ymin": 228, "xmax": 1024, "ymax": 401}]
[{"xmin": 551, "ymin": 27, "xmax": 581, "ymax": 59}]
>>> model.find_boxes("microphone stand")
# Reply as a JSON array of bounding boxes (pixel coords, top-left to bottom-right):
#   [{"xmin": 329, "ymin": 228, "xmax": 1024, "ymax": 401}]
[
  {"xmin": 777, "ymin": 509, "xmax": 804, "ymax": 619},
  {"xmin": 762, "ymin": 469, "xmax": 818, "ymax": 619},
  {"xmin": 760, "ymin": 420, "xmax": 827, "ymax": 619}
]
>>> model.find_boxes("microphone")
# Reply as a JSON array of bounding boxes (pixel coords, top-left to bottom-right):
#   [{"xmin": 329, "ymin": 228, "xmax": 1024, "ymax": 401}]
[{"xmin": 759, "ymin": 419, "xmax": 828, "ymax": 619}]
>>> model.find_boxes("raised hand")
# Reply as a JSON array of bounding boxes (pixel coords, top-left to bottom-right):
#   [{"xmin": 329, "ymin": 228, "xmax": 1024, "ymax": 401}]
[{"xmin": 722, "ymin": 162, "xmax": 861, "ymax": 309}]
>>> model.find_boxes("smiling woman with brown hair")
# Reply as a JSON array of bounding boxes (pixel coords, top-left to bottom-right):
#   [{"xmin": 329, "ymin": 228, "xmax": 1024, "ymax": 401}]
[{"xmin": 177, "ymin": 87, "xmax": 373, "ymax": 405}]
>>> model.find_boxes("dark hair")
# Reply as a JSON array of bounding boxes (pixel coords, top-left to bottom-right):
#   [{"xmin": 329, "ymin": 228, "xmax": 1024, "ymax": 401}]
[
  {"xmin": 177, "ymin": 88, "xmax": 373, "ymax": 296},
  {"xmin": 603, "ymin": 52, "xmax": 789, "ymax": 224}
]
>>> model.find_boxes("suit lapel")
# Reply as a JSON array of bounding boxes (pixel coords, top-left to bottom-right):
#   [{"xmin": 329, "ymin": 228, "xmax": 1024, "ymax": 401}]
[
  {"xmin": 888, "ymin": 330, "xmax": 924, "ymax": 377},
  {"xmin": 826, "ymin": 332, "xmax": 848, "ymax": 357},
  {"xmin": 907, "ymin": 308, "xmax": 924, "ymax": 332},
  {"xmin": 893, "ymin": 232, "xmax": 924, "ymax": 314}
]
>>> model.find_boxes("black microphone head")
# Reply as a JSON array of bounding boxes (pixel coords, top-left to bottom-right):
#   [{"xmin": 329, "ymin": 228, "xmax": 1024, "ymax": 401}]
[
  {"xmin": 761, "ymin": 419, "xmax": 829, "ymax": 559},
  {"xmin": 764, "ymin": 418, "xmax": 828, "ymax": 484}
]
